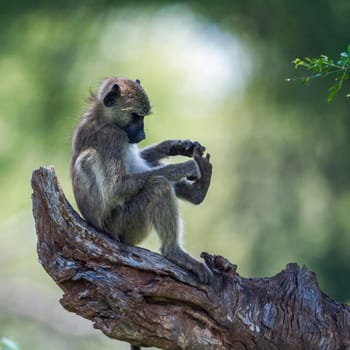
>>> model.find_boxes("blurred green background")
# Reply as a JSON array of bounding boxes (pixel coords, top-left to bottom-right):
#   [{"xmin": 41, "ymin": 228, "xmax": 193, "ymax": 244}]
[{"xmin": 0, "ymin": 1, "xmax": 349, "ymax": 349}]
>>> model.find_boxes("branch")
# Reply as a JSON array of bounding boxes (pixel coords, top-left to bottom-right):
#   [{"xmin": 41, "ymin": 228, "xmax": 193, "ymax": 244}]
[{"xmin": 31, "ymin": 166, "xmax": 350, "ymax": 350}]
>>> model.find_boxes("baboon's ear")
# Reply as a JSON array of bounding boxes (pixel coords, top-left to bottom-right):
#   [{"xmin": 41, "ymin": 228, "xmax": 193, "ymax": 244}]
[
  {"xmin": 103, "ymin": 84, "xmax": 120, "ymax": 107},
  {"xmin": 135, "ymin": 79, "xmax": 141, "ymax": 85}
]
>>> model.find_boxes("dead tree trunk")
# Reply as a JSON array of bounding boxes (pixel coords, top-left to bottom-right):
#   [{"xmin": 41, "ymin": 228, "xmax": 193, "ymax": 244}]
[{"xmin": 31, "ymin": 166, "xmax": 350, "ymax": 350}]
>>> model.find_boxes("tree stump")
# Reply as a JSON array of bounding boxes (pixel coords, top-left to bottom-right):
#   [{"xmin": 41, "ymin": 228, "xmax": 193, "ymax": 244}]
[{"xmin": 31, "ymin": 166, "xmax": 350, "ymax": 350}]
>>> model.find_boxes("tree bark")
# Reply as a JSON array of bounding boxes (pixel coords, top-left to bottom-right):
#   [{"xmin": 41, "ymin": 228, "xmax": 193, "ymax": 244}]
[{"xmin": 31, "ymin": 166, "xmax": 350, "ymax": 350}]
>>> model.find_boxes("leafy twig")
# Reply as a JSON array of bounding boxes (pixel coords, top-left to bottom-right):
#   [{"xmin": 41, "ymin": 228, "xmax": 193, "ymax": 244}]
[{"xmin": 287, "ymin": 44, "xmax": 350, "ymax": 101}]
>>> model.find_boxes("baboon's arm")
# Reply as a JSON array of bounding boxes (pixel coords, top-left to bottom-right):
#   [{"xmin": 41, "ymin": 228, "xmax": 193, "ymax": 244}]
[
  {"xmin": 141, "ymin": 140, "xmax": 205, "ymax": 164},
  {"xmin": 113, "ymin": 161, "xmax": 200, "ymax": 200}
]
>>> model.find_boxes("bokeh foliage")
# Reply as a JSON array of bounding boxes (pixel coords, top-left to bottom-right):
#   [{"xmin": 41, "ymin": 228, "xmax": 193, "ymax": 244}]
[{"xmin": 0, "ymin": 1, "xmax": 349, "ymax": 349}]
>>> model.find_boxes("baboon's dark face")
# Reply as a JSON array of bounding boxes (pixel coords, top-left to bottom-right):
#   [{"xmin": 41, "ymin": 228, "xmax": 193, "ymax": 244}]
[
  {"xmin": 122, "ymin": 113, "xmax": 146, "ymax": 144},
  {"xmin": 100, "ymin": 77, "xmax": 151, "ymax": 143}
]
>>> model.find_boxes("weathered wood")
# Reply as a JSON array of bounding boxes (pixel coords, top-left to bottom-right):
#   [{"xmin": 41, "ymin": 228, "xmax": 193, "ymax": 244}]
[{"xmin": 31, "ymin": 166, "xmax": 350, "ymax": 350}]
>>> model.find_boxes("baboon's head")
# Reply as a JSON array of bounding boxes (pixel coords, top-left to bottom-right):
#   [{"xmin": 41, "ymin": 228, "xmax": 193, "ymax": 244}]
[{"xmin": 97, "ymin": 77, "xmax": 151, "ymax": 143}]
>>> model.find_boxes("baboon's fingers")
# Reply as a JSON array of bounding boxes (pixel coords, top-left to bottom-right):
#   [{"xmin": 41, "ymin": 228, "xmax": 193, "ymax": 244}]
[
  {"xmin": 182, "ymin": 139, "xmax": 192, "ymax": 152},
  {"xmin": 192, "ymin": 146, "xmax": 200, "ymax": 159},
  {"xmin": 193, "ymin": 141, "xmax": 205, "ymax": 156}
]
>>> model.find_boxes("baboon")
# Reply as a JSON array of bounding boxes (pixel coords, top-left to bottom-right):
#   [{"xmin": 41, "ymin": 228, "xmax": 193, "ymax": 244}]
[{"xmin": 71, "ymin": 77, "xmax": 213, "ymax": 286}]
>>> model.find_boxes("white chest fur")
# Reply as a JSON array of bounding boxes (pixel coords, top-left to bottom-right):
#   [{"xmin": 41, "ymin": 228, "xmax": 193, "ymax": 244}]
[{"xmin": 124, "ymin": 144, "xmax": 149, "ymax": 174}]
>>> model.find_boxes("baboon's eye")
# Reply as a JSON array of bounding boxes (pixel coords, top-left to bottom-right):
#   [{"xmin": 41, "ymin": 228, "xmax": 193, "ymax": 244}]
[{"xmin": 131, "ymin": 113, "xmax": 144, "ymax": 122}]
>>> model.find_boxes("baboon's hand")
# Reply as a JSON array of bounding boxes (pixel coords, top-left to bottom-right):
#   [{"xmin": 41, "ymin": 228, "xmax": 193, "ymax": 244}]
[{"xmin": 169, "ymin": 140, "xmax": 205, "ymax": 157}]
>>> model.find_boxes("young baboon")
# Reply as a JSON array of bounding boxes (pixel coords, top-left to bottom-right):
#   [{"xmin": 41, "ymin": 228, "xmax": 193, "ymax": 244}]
[{"xmin": 71, "ymin": 77, "xmax": 213, "ymax": 286}]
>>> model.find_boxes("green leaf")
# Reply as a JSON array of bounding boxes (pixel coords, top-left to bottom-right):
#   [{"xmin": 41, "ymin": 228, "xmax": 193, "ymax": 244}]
[
  {"xmin": 327, "ymin": 84, "xmax": 341, "ymax": 102},
  {"xmin": 293, "ymin": 58, "xmax": 305, "ymax": 68},
  {"xmin": 301, "ymin": 77, "xmax": 311, "ymax": 86}
]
